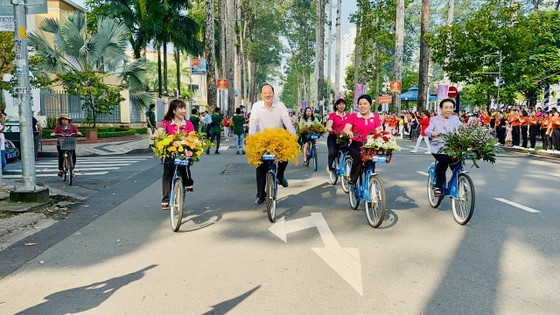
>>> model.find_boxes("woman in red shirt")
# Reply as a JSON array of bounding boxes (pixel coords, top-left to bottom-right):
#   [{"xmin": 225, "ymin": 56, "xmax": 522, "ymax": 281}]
[
  {"xmin": 51, "ymin": 114, "xmax": 82, "ymax": 177},
  {"xmin": 325, "ymin": 98, "xmax": 348, "ymax": 171},
  {"xmin": 153, "ymin": 99, "xmax": 195, "ymax": 209},
  {"xmin": 342, "ymin": 94, "xmax": 382, "ymax": 184}
]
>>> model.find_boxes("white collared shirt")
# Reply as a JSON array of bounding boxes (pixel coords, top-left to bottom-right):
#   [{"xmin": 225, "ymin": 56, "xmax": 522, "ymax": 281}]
[{"xmin": 248, "ymin": 100, "xmax": 296, "ymax": 135}]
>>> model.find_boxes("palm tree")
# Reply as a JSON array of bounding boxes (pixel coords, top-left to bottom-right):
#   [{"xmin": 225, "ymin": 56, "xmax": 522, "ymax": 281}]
[{"xmin": 28, "ymin": 12, "xmax": 151, "ymax": 126}]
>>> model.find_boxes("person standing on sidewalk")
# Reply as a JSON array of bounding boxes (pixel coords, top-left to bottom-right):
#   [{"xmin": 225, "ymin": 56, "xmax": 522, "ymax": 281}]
[
  {"xmin": 0, "ymin": 109, "xmax": 6, "ymax": 172},
  {"xmin": 32, "ymin": 111, "xmax": 42, "ymax": 159},
  {"xmin": 208, "ymin": 107, "xmax": 223, "ymax": 154},
  {"xmin": 411, "ymin": 110, "xmax": 432, "ymax": 154},
  {"xmin": 249, "ymin": 83, "xmax": 296, "ymax": 205},
  {"xmin": 146, "ymin": 104, "xmax": 156, "ymax": 148},
  {"xmin": 232, "ymin": 108, "xmax": 246, "ymax": 154},
  {"xmin": 189, "ymin": 108, "xmax": 201, "ymax": 132}
]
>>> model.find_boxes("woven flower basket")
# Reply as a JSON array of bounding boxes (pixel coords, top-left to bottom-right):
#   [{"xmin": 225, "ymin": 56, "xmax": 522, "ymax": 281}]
[{"xmin": 360, "ymin": 147, "xmax": 393, "ymax": 164}]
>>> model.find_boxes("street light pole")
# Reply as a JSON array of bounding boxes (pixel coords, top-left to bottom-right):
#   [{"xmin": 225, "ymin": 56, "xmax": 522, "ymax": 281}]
[{"xmin": 496, "ymin": 50, "xmax": 502, "ymax": 108}]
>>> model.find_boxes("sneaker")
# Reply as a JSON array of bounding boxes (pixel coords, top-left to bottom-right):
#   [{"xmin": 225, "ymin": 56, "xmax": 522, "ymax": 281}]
[
  {"xmin": 279, "ymin": 178, "xmax": 289, "ymax": 187},
  {"xmin": 215, "ymin": 151, "xmax": 221, "ymax": 154},
  {"xmin": 410, "ymin": 150, "xmax": 417, "ymax": 153},
  {"xmin": 433, "ymin": 188, "xmax": 443, "ymax": 197},
  {"xmin": 236, "ymin": 151, "xmax": 240, "ymax": 155},
  {"xmin": 255, "ymin": 197, "xmax": 265, "ymax": 205},
  {"xmin": 425, "ymin": 151, "xmax": 432, "ymax": 154}
]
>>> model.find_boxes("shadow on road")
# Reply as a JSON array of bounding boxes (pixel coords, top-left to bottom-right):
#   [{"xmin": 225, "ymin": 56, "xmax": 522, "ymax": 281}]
[
  {"xmin": 201, "ymin": 285, "xmax": 261, "ymax": 315},
  {"xmin": 15, "ymin": 264, "xmax": 157, "ymax": 315}
]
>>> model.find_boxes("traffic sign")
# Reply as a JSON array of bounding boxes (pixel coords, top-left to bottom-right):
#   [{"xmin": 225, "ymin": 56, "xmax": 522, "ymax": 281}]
[{"xmin": 448, "ymin": 86, "xmax": 458, "ymax": 98}]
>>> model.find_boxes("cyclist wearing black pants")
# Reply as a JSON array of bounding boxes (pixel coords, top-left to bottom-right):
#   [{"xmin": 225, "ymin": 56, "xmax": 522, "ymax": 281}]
[
  {"xmin": 51, "ymin": 114, "xmax": 82, "ymax": 177},
  {"xmin": 325, "ymin": 98, "xmax": 348, "ymax": 171},
  {"xmin": 424, "ymin": 99, "xmax": 463, "ymax": 196}
]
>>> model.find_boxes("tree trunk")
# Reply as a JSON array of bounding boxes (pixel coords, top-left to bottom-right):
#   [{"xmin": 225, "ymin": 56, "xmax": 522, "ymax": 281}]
[
  {"xmin": 353, "ymin": 4, "xmax": 363, "ymax": 110},
  {"xmin": 157, "ymin": 44, "xmax": 162, "ymax": 97},
  {"xmin": 175, "ymin": 51, "xmax": 181, "ymax": 97},
  {"xmin": 163, "ymin": 42, "xmax": 168, "ymax": 95},
  {"xmin": 417, "ymin": 0, "xmax": 430, "ymax": 112},
  {"xmin": 205, "ymin": 0, "xmax": 217, "ymax": 109},
  {"xmin": 317, "ymin": 0, "xmax": 325, "ymax": 109},
  {"xmin": 393, "ymin": 0, "xmax": 405, "ymax": 113},
  {"xmin": 227, "ymin": 0, "xmax": 236, "ymax": 115},
  {"xmin": 335, "ymin": 0, "xmax": 342, "ymax": 97}
]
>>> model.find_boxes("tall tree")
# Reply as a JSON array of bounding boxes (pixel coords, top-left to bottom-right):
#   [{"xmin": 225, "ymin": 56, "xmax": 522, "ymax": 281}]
[
  {"xmin": 393, "ymin": 0, "xmax": 405, "ymax": 113},
  {"xmin": 417, "ymin": 0, "xmax": 430, "ymax": 112},
  {"xmin": 29, "ymin": 12, "xmax": 150, "ymax": 126},
  {"xmin": 205, "ymin": 0, "xmax": 218, "ymax": 109}
]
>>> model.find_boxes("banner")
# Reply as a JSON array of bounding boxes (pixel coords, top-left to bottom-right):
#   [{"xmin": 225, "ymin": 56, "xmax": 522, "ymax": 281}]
[
  {"xmin": 0, "ymin": 16, "xmax": 14, "ymax": 31},
  {"xmin": 437, "ymin": 84, "xmax": 449, "ymax": 103},
  {"xmin": 390, "ymin": 81, "xmax": 401, "ymax": 93},
  {"xmin": 217, "ymin": 79, "xmax": 227, "ymax": 90},
  {"xmin": 191, "ymin": 59, "xmax": 207, "ymax": 75},
  {"xmin": 377, "ymin": 95, "xmax": 392, "ymax": 104},
  {"xmin": 353, "ymin": 83, "xmax": 366, "ymax": 112}
]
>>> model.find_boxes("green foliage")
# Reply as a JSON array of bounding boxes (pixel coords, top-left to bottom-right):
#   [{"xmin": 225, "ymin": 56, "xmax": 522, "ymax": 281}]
[{"xmin": 441, "ymin": 124, "xmax": 498, "ymax": 168}]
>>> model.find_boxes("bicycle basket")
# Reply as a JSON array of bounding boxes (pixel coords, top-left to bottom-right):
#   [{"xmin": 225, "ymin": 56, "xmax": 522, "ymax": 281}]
[
  {"xmin": 59, "ymin": 137, "xmax": 77, "ymax": 151},
  {"xmin": 360, "ymin": 147, "xmax": 392, "ymax": 164},
  {"xmin": 174, "ymin": 157, "xmax": 192, "ymax": 166}
]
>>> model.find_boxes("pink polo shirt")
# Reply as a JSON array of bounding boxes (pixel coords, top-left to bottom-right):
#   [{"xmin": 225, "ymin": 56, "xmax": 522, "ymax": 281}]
[
  {"xmin": 347, "ymin": 112, "xmax": 382, "ymax": 142},
  {"xmin": 159, "ymin": 119, "xmax": 195, "ymax": 135},
  {"xmin": 327, "ymin": 112, "xmax": 349, "ymax": 134}
]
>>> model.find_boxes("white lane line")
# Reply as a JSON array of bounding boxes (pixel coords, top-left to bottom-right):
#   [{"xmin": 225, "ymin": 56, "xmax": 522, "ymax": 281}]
[
  {"xmin": 11, "ymin": 167, "xmax": 120, "ymax": 172},
  {"xmin": 3, "ymin": 172, "xmax": 109, "ymax": 179},
  {"xmin": 493, "ymin": 198, "xmax": 541, "ymax": 213},
  {"xmin": 417, "ymin": 171, "xmax": 429, "ymax": 176},
  {"xmin": 37, "ymin": 162, "xmax": 132, "ymax": 166}
]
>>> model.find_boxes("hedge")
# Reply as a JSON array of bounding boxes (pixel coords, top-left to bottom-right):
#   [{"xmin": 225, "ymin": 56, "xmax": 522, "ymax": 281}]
[{"xmin": 41, "ymin": 127, "xmax": 147, "ymax": 139}]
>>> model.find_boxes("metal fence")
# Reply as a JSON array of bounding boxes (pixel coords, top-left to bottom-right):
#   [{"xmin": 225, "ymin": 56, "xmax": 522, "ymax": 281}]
[{"xmin": 39, "ymin": 89, "xmax": 142, "ymax": 124}]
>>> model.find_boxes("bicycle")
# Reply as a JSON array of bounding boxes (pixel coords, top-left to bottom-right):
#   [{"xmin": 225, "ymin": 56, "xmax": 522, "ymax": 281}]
[
  {"xmin": 54, "ymin": 134, "xmax": 78, "ymax": 186},
  {"xmin": 427, "ymin": 158, "xmax": 475, "ymax": 225},
  {"xmin": 348, "ymin": 148, "xmax": 389, "ymax": 228},
  {"xmin": 262, "ymin": 153, "xmax": 278, "ymax": 222},
  {"xmin": 328, "ymin": 141, "xmax": 352, "ymax": 194},
  {"xmin": 169, "ymin": 157, "xmax": 193, "ymax": 232},
  {"xmin": 303, "ymin": 133, "xmax": 320, "ymax": 171}
]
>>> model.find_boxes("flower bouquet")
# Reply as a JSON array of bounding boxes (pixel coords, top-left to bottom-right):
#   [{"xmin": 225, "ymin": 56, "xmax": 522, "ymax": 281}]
[
  {"xmin": 361, "ymin": 131, "xmax": 402, "ymax": 163},
  {"xmin": 336, "ymin": 133, "xmax": 351, "ymax": 150},
  {"xmin": 245, "ymin": 128, "xmax": 301, "ymax": 166},
  {"xmin": 152, "ymin": 131, "xmax": 213, "ymax": 162},
  {"xmin": 298, "ymin": 122, "xmax": 327, "ymax": 137},
  {"xmin": 440, "ymin": 124, "xmax": 498, "ymax": 168}
]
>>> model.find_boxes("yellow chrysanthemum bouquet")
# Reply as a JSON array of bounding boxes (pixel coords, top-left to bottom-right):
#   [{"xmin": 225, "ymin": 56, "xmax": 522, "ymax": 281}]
[
  {"xmin": 152, "ymin": 131, "xmax": 212, "ymax": 162},
  {"xmin": 245, "ymin": 128, "xmax": 301, "ymax": 166}
]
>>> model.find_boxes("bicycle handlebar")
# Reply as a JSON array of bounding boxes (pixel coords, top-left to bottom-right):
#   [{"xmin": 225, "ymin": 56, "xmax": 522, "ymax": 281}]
[{"xmin": 52, "ymin": 133, "xmax": 81, "ymax": 137}]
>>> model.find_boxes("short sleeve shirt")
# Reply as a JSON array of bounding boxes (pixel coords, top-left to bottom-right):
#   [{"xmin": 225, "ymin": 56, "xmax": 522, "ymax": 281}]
[
  {"xmin": 327, "ymin": 112, "xmax": 349, "ymax": 134},
  {"xmin": 159, "ymin": 119, "xmax": 195, "ymax": 135},
  {"xmin": 347, "ymin": 112, "xmax": 382, "ymax": 142}
]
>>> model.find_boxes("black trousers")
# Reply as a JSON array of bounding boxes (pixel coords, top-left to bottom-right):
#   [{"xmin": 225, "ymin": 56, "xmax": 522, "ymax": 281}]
[
  {"xmin": 496, "ymin": 127, "xmax": 506, "ymax": 145},
  {"xmin": 57, "ymin": 146, "xmax": 76, "ymax": 171},
  {"xmin": 327, "ymin": 134, "xmax": 338, "ymax": 171},
  {"xmin": 256, "ymin": 161, "xmax": 287, "ymax": 199},
  {"xmin": 209, "ymin": 131, "xmax": 221, "ymax": 152},
  {"xmin": 348, "ymin": 142, "xmax": 375, "ymax": 183},
  {"xmin": 521, "ymin": 126, "xmax": 528, "ymax": 148},
  {"xmin": 529, "ymin": 125, "xmax": 539, "ymax": 148},
  {"xmin": 162, "ymin": 162, "xmax": 192, "ymax": 203},
  {"xmin": 512, "ymin": 126, "xmax": 520, "ymax": 146},
  {"xmin": 552, "ymin": 129, "xmax": 560, "ymax": 150},
  {"xmin": 541, "ymin": 129, "xmax": 550, "ymax": 150},
  {"xmin": 432, "ymin": 153, "xmax": 452, "ymax": 189}
]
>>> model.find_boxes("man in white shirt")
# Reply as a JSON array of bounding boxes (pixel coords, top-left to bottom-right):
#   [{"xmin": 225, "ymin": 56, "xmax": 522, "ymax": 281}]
[{"xmin": 249, "ymin": 84, "xmax": 296, "ymax": 205}]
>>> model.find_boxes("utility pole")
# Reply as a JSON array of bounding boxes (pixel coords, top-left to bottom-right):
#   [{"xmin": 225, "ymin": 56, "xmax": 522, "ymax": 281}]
[
  {"xmin": 13, "ymin": 0, "xmax": 36, "ymax": 190},
  {"xmin": 326, "ymin": 0, "xmax": 333, "ymax": 113},
  {"xmin": 334, "ymin": 0, "xmax": 341, "ymax": 99}
]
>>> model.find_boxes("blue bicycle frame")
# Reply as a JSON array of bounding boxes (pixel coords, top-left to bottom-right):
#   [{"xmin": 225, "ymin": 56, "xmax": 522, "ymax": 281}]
[
  {"xmin": 428, "ymin": 160, "xmax": 464, "ymax": 199},
  {"xmin": 169, "ymin": 158, "xmax": 192, "ymax": 204},
  {"xmin": 351, "ymin": 154, "xmax": 387, "ymax": 202}
]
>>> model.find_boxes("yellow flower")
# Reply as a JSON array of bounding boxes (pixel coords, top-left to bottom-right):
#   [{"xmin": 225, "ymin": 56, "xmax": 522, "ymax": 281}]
[{"xmin": 245, "ymin": 128, "xmax": 300, "ymax": 167}]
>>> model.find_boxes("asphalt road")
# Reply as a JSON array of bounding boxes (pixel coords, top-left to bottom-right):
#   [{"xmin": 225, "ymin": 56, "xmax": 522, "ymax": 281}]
[{"xmin": 0, "ymin": 141, "xmax": 558, "ymax": 314}]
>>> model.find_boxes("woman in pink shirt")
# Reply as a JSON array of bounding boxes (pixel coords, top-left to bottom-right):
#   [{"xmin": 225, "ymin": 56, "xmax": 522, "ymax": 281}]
[
  {"xmin": 153, "ymin": 99, "xmax": 195, "ymax": 209},
  {"xmin": 342, "ymin": 94, "xmax": 382, "ymax": 184},
  {"xmin": 325, "ymin": 98, "xmax": 348, "ymax": 171}
]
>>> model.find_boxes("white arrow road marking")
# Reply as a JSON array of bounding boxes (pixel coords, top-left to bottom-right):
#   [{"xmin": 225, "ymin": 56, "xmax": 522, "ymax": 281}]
[
  {"xmin": 269, "ymin": 212, "xmax": 363, "ymax": 295},
  {"xmin": 2, "ymin": 172, "xmax": 109, "ymax": 179},
  {"xmin": 494, "ymin": 198, "xmax": 541, "ymax": 213}
]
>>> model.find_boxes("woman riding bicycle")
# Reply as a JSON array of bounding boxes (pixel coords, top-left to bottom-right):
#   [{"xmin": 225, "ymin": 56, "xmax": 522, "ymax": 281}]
[
  {"xmin": 153, "ymin": 99, "xmax": 195, "ymax": 209},
  {"xmin": 342, "ymin": 94, "xmax": 382, "ymax": 185},
  {"xmin": 325, "ymin": 98, "xmax": 349, "ymax": 172},
  {"xmin": 299, "ymin": 107, "xmax": 320, "ymax": 166},
  {"xmin": 424, "ymin": 98, "xmax": 462, "ymax": 196},
  {"xmin": 51, "ymin": 114, "xmax": 82, "ymax": 177}
]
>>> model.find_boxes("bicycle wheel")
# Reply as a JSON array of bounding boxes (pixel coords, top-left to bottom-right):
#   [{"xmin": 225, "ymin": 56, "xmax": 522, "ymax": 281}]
[
  {"xmin": 451, "ymin": 173, "xmax": 475, "ymax": 225},
  {"xmin": 170, "ymin": 178, "xmax": 184, "ymax": 232},
  {"xmin": 365, "ymin": 175, "xmax": 386, "ymax": 228},
  {"xmin": 328, "ymin": 154, "xmax": 339, "ymax": 185},
  {"xmin": 62, "ymin": 153, "xmax": 68, "ymax": 182},
  {"xmin": 312, "ymin": 144, "xmax": 318, "ymax": 171},
  {"xmin": 66, "ymin": 152, "xmax": 73, "ymax": 186},
  {"xmin": 349, "ymin": 182, "xmax": 360, "ymax": 210},
  {"xmin": 427, "ymin": 171, "xmax": 442, "ymax": 208},
  {"xmin": 266, "ymin": 171, "xmax": 277, "ymax": 222},
  {"xmin": 341, "ymin": 157, "xmax": 352, "ymax": 194}
]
